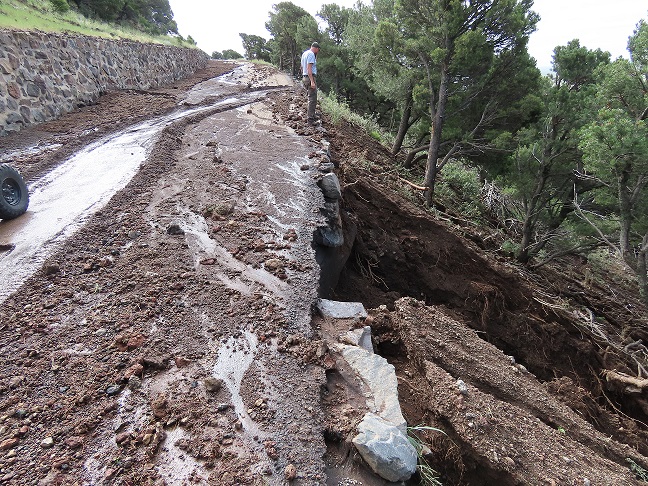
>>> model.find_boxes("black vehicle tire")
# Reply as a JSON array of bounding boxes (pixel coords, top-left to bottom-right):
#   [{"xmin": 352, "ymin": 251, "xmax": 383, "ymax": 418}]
[{"xmin": 0, "ymin": 164, "xmax": 29, "ymax": 220}]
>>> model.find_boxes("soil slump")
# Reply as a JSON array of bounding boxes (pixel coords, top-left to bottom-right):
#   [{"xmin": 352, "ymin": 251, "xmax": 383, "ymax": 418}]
[{"xmin": 326, "ymin": 118, "xmax": 648, "ymax": 483}]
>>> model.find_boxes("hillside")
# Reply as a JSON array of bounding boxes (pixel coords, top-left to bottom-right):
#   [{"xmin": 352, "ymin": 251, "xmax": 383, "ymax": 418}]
[
  {"xmin": 0, "ymin": 0, "xmax": 190, "ymax": 47},
  {"xmin": 325, "ymin": 116, "xmax": 648, "ymax": 484},
  {"xmin": 0, "ymin": 60, "xmax": 647, "ymax": 485}
]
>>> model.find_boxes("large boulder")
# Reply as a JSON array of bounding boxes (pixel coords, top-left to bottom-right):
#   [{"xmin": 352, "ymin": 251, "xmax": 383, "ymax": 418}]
[
  {"xmin": 318, "ymin": 173, "xmax": 342, "ymax": 200},
  {"xmin": 352, "ymin": 413, "xmax": 418, "ymax": 482},
  {"xmin": 317, "ymin": 299, "xmax": 368, "ymax": 320},
  {"xmin": 340, "ymin": 344, "xmax": 406, "ymax": 431},
  {"xmin": 340, "ymin": 326, "xmax": 374, "ymax": 353},
  {"xmin": 315, "ymin": 200, "xmax": 344, "ymax": 247}
]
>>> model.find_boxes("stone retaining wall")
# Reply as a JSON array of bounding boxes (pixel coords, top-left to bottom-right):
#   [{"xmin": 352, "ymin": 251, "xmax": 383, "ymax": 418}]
[{"xmin": 0, "ymin": 30, "xmax": 208, "ymax": 136}]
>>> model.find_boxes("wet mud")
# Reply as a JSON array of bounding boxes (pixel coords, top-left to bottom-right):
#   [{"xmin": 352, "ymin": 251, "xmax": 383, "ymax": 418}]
[
  {"xmin": 0, "ymin": 68, "xmax": 291, "ymax": 304},
  {"xmin": 0, "ymin": 59, "xmax": 647, "ymax": 486},
  {"xmin": 0, "ymin": 61, "xmax": 330, "ymax": 485}
]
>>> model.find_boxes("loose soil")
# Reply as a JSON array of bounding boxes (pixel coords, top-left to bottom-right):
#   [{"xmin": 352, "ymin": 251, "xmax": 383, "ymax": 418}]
[
  {"xmin": 0, "ymin": 60, "xmax": 647, "ymax": 486},
  {"xmin": 328, "ymin": 119, "xmax": 648, "ymax": 484}
]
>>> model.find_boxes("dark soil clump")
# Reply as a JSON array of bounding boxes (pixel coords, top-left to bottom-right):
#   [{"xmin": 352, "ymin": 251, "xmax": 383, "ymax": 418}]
[{"xmin": 328, "ymin": 117, "xmax": 648, "ymax": 483}]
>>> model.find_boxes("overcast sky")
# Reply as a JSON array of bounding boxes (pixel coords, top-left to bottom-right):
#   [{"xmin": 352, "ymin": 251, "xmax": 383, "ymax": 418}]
[{"xmin": 168, "ymin": 0, "xmax": 647, "ymax": 72}]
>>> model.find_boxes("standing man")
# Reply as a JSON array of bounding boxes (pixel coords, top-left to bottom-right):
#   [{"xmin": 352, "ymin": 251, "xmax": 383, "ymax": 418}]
[{"xmin": 301, "ymin": 42, "xmax": 320, "ymax": 126}]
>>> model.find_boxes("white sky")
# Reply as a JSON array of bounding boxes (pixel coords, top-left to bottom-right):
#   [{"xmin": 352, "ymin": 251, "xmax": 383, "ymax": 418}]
[
  {"xmin": 168, "ymin": 0, "xmax": 647, "ymax": 72},
  {"xmin": 529, "ymin": 0, "xmax": 646, "ymax": 71},
  {"xmin": 167, "ymin": 0, "xmax": 358, "ymax": 55}
]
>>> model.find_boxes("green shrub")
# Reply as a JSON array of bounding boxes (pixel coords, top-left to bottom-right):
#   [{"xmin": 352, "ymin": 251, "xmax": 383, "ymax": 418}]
[
  {"xmin": 320, "ymin": 92, "xmax": 394, "ymax": 148},
  {"xmin": 440, "ymin": 160, "xmax": 481, "ymax": 200},
  {"xmin": 436, "ymin": 160, "xmax": 484, "ymax": 219},
  {"xmin": 501, "ymin": 239, "xmax": 519, "ymax": 255},
  {"xmin": 49, "ymin": 0, "xmax": 69, "ymax": 13},
  {"xmin": 627, "ymin": 458, "xmax": 648, "ymax": 482},
  {"xmin": 408, "ymin": 425, "xmax": 444, "ymax": 486}
]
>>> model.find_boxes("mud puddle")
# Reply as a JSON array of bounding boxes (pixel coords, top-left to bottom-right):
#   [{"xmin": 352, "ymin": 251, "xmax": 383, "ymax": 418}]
[
  {"xmin": 182, "ymin": 64, "xmax": 250, "ymax": 105},
  {"xmin": 181, "ymin": 209, "xmax": 289, "ymax": 298},
  {"xmin": 0, "ymin": 142, "xmax": 63, "ymax": 163},
  {"xmin": 213, "ymin": 330, "xmax": 268, "ymax": 440},
  {"xmin": 156, "ymin": 427, "xmax": 206, "ymax": 483}
]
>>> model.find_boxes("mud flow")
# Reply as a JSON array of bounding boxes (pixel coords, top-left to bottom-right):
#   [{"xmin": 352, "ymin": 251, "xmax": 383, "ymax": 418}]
[
  {"xmin": 0, "ymin": 61, "xmax": 335, "ymax": 484},
  {"xmin": 0, "ymin": 59, "xmax": 647, "ymax": 486},
  {"xmin": 0, "ymin": 67, "xmax": 281, "ymax": 304}
]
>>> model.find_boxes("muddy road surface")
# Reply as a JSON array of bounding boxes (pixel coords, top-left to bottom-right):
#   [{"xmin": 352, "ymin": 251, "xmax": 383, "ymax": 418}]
[
  {"xmin": 0, "ymin": 61, "xmax": 335, "ymax": 485},
  {"xmin": 1, "ymin": 60, "xmax": 648, "ymax": 486}
]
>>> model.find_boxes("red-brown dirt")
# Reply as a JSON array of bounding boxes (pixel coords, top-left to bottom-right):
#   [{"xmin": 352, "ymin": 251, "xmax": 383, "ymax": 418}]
[{"xmin": 0, "ymin": 60, "xmax": 647, "ymax": 485}]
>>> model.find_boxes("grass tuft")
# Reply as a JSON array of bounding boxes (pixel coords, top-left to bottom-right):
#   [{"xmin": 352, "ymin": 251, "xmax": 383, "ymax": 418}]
[
  {"xmin": 408, "ymin": 425, "xmax": 445, "ymax": 486},
  {"xmin": 628, "ymin": 458, "xmax": 648, "ymax": 482},
  {"xmin": 320, "ymin": 92, "xmax": 394, "ymax": 148}
]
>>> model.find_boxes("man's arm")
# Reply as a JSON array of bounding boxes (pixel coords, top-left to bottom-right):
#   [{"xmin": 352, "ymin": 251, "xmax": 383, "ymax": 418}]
[{"xmin": 307, "ymin": 62, "xmax": 316, "ymax": 89}]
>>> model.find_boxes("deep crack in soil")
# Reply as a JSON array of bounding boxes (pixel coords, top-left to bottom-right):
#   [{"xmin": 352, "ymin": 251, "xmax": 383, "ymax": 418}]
[{"xmin": 326, "ymin": 117, "xmax": 648, "ymax": 485}]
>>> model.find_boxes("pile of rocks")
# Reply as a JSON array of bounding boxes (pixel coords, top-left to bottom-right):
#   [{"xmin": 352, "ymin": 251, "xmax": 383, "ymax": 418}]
[
  {"xmin": 318, "ymin": 299, "xmax": 418, "ymax": 483},
  {"xmin": 311, "ymin": 142, "xmax": 358, "ymax": 298}
]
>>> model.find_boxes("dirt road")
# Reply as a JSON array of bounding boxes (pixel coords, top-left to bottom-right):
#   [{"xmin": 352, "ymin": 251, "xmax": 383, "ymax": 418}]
[
  {"xmin": 1, "ymin": 60, "xmax": 648, "ymax": 486},
  {"xmin": 0, "ymin": 61, "xmax": 336, "ymax": 485}
]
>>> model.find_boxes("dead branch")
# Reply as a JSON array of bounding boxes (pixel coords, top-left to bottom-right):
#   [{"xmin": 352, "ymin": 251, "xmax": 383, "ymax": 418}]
[
  {"xmin": 573, "ymin": 187, "xmax": 619, "ymax": 252},
  {"xmin": 624, "ymin": 340, "xmax": 646, "ymax": 353},
  {"xmin": 532, "ymin": 296, "xmax": 567, "ymax": 311},
  {"xmin": 632, "ymin": 355, "xmax": 648, "ymax": 379},
  {"xmin": 398, "ymin": 176, "xmax": 428, "ymax": 191},
  {"xmin": 529, "ymin": 241, "xmax": 605, "ymax": 270},
  {"xmin": 344, "ymin": 179, "xmax": 361, "ymax": 187},
  {"xmin": 603, "ymin": 370, "xmax": 648, "ymax": 391}
]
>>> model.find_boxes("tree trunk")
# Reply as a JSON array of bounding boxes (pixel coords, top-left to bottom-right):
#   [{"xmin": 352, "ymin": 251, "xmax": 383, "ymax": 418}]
[
  {"xmin": 392, "ymin": 84, "xmax": 414, "ymax": 155},
  {"xmin": 517, "ymin": 214, "xmax": 534, "ymax": 264},
  {"xmin": 637, "ymin": 236, "xmax": 648, "ymax": 305},
  {"xmin": 424, "ymin": 62, "xmax": 450, "ymax": 206},
  {"xmin": 424, "ymin": 154, "xmax": 438, "ymax": 206},
  {"xmin": 403, "ymin": 144, "xmax": 428, "ymax": 169},
  {"xmin": 618, "ymin": 169, "xmax": 633, "ymax": 256}
]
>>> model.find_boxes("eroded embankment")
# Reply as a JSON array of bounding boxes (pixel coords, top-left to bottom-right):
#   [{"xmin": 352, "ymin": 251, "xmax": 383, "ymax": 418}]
[{"xmin": 321, "ymin": 118, "xmax": 648, "ymax": 484}]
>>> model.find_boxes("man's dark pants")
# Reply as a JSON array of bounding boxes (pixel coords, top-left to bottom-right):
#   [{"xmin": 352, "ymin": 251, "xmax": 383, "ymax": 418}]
[{"xmin": 302, "ymin": 75, "xmax": 317, "ymax": 123}]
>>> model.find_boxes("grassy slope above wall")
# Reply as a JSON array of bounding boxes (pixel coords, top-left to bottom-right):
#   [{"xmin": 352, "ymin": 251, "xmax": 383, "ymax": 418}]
[{"xmin": 0, "ymin": 0, "xmax": 195, "ymax": 48}]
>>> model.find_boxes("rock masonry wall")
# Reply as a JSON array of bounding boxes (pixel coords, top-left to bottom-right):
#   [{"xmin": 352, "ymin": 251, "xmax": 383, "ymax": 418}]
[{"xmin": 0, "ymin": 30, "xmax": 208, "ymax": 136}]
